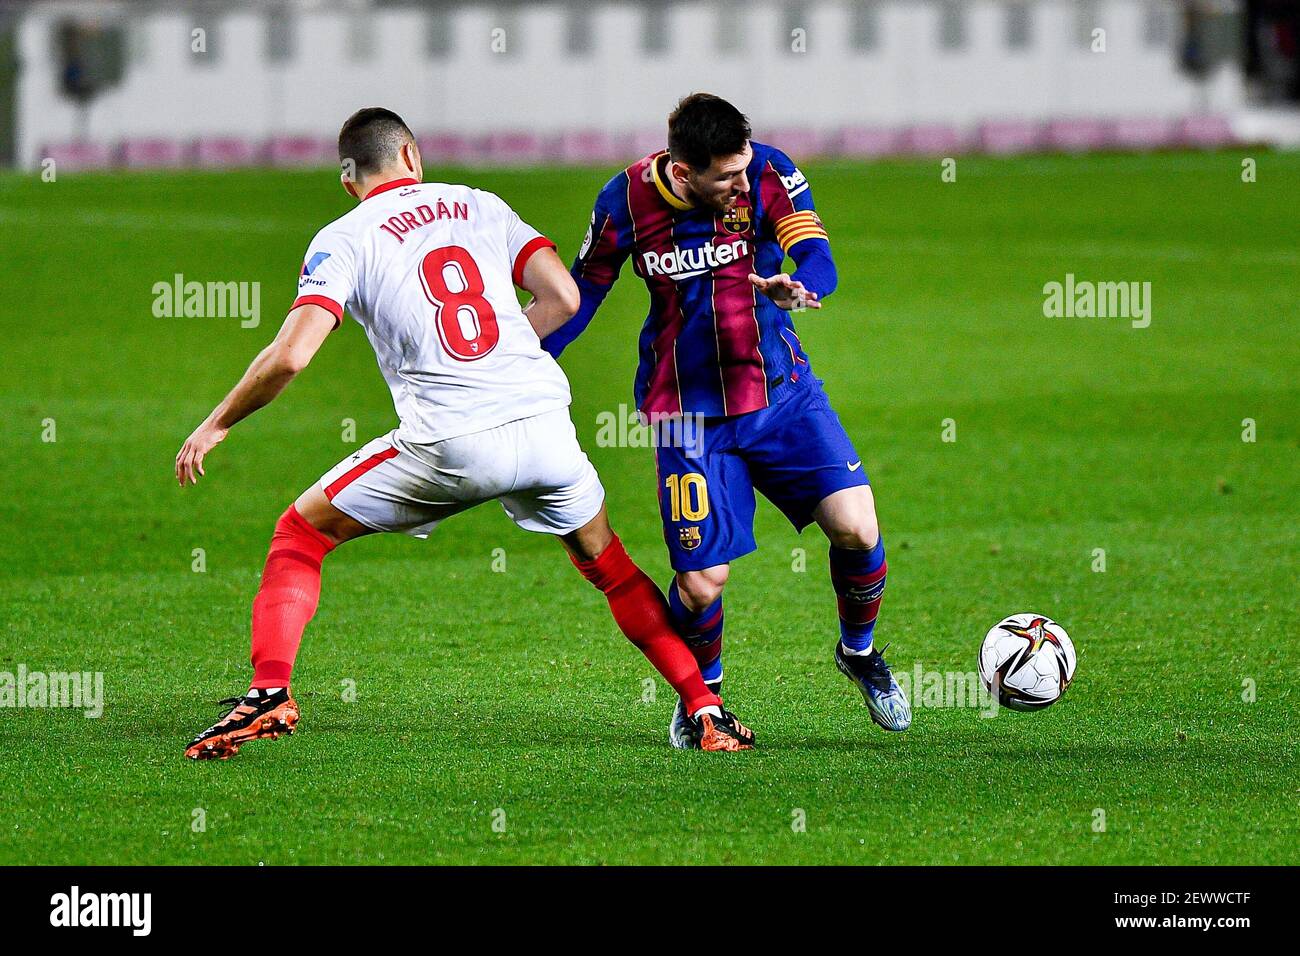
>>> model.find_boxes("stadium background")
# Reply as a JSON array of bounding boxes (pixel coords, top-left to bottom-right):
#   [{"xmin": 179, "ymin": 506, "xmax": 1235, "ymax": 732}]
[{"xmin": 0, "ymin": 0, "xmax": 1296, "ymax": 865}]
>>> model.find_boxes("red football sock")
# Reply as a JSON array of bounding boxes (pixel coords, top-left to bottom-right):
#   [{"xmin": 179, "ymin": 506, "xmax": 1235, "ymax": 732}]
[
  {"xmin": 570, "ymin": 536, "xmax": 722, "ymax": 716},
  {"xmin": 249, "ymin": 506, "xmax": 336, "ymax": 689}
]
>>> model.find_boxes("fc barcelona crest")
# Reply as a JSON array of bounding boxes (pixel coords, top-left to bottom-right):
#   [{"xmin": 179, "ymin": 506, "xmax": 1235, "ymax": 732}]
[
  {"xmin": 679, "ymin": 526, "xmax": 702, "ymax": 551},
  {"xmin": 722, "ymin": 203, "xmax": 752, "ymax": 235}
]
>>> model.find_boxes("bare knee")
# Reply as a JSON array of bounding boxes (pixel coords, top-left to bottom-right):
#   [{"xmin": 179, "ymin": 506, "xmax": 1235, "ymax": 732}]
[
  {"xmin": 675, "ymin": 565, "xmax": 729, "ymax": 611},
  {"xmin": 827, "ymin": 516, "xmax": 879, "ymax": 550},
  {"xmin": 559, "ymin": 504, "xmax": 614, "ymax": 564},
  {"xmin": 293, "ymin": 485, "xmax": 370, "ymax": 546},
  {"xmin": 816, "ymin": 486, "xmax": 881, "ymax": 550},
  {"xmin": 823, "ymin": 497, "xmax": 880, "ymax": 549}
]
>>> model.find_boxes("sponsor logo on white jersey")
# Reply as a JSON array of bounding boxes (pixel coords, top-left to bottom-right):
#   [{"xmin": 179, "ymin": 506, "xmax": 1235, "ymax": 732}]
[{"xmin": 641, "ymin": 239, "xmax": 749, "ymax": 281}]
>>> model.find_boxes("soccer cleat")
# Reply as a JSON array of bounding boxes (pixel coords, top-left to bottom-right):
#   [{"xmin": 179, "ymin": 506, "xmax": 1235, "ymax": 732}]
[
  {"xmin": 695, "ymin": 710, "xmax": 755, "ymax": 751},
  {"xmin": 185, "ymin": 688, "xmax": 299, "ymax": 760},
  {"xmin": 836, "ymin": 642, "xmax": 911, "ymax": 732},
  {"xmin": 668, "ymin": 697, "xmax": 697, "ymax": 749},
  {"xmin": 668, "ymin": 681, "xmax": 722, "ymax": 749}
]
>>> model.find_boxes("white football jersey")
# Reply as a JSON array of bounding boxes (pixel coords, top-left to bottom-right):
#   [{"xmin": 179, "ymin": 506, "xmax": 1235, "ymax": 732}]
[{"xmin": 293, "ymin": 178, "xmax": 571, "ymax": 444}]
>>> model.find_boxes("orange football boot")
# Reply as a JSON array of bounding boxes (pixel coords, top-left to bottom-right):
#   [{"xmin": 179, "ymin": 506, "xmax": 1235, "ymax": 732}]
[
  {"xmin": 696, "ymin": 710, "xmax": 755, "ymax": 752},
  {"xmin": 185, "ymin": 689, "xmax": 299, "ymax": 760}
]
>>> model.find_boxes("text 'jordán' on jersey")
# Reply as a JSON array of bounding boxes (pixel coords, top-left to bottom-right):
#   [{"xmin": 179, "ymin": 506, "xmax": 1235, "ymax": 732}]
[{"xmin": 293, "ymin": 178, "xmax": 568, "ymax": 444}]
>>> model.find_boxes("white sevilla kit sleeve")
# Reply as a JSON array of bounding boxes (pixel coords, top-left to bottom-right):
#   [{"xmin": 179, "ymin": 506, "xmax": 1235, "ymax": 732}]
[{"xmin": 298, "ymin": 178, "xmax": 603, "ymax": 538}]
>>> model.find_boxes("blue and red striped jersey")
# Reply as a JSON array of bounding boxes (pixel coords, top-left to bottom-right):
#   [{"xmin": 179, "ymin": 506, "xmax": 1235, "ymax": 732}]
[{"xmin": 556, "ymin": 142, "xmax": 832, "ymax": 418}]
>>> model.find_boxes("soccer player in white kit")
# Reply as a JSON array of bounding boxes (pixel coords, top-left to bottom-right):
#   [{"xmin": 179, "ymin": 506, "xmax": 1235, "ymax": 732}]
[{"xmin": 177, "ymin": 109, "xmax": 754, "ymax": 758}]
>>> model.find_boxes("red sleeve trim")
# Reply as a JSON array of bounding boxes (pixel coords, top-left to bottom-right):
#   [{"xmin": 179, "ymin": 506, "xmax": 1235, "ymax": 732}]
[
  {"xmin": 291, "ymin": 294, "xmax": 343, "ymax": 330},
  {"xmin": 512, "ymin": 236, "xmax": 557, "ymax": 287}
]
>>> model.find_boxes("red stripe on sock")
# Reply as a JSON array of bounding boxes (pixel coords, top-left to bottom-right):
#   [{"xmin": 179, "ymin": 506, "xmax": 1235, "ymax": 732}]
[
  {"xmin": 834, "ymin": 559, "xmax": 887, "ymax": 627},
  {"xmin": 696, "ymin": 607, "xmax": 724, "ymax": 633},
  {"xmin": 691, "ymin": 637, "xmax": 722, "ymax": 670},
  {"xmin": 837, "ymin": 596, "xmax": 881, "ymax": 626},
  {"xmin": 832, "ymin": 564, "xmax": 888, "ymax": 587}
]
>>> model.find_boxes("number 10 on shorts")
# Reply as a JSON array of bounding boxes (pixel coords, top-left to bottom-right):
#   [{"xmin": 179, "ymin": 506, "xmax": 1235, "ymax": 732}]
[{"xmin": 665, "ymin": 472, "xmax": 710, "ymax": 522}]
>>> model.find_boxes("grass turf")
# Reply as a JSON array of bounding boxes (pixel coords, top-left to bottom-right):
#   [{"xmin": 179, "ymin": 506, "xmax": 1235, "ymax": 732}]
[{"xmin": 0, "ymin": 152, "xmax": 1296, "ymax": 864}]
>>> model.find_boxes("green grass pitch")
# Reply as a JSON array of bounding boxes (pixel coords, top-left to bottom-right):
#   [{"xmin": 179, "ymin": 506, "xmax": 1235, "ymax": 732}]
[{"xmin": 0, "ymin": 152, "xmax": 1296, "ymax": 865}]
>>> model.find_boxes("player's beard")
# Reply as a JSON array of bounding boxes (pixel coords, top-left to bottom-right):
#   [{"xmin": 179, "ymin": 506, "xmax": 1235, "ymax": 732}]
[
  {"xmin": 692, "ymin": 187, "xmax": 739, "ymax": 213},
  {"xmin": 682, "ymin": 176, "xmax": 739, "ymax": 213}
]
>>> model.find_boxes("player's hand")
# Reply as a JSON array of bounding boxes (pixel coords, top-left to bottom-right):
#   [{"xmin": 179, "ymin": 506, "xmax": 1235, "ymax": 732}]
[
  {"xmin": 748, "ymin": 272, "xmax": 821, "ymax": 311},
  {"xmin": 175, "ymin": 422, "xmax": 228, "ymax": 487}
]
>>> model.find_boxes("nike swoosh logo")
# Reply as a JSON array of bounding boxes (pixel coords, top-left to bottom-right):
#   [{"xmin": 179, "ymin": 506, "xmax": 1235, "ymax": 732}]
[{"xmin": 847, "ymin": 461, "xmax": 862, "ymax": 471}]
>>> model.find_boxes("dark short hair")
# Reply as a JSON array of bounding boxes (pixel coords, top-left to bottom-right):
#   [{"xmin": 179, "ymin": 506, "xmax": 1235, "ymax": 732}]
[
  {"xmin": 338, "ymin": 107, "xmax": 415, "ymax": 177},
  {"xmin": 667, "ymin": 93, "xmax": 751, "ymax": 170}
]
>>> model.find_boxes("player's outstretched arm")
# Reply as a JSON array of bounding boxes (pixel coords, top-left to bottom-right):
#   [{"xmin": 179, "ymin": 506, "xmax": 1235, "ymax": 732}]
[
  {"xmin": 753, "ymin": 147, "xmax": 838, "ymax": 310},
  {"xmin": 521, "ymin": 247, "xmax": 582, "ymax": 341},
  {"xmin": 174, "ymin": 303, "xmax": 337, "ymax": 487},
  {"xmin": 748, "ymin": 238, "xmax": 838, "ymax": 312},
  {"xmin": 748, "ymin": 272, "xmax": 821, "ymax": 311}
]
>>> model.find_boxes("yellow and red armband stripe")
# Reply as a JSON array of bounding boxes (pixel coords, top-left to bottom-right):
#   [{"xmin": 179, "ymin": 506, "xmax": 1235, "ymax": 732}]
[{"xmin": 774, "ymin": 210, "xmax": 829, "ymax": 252}]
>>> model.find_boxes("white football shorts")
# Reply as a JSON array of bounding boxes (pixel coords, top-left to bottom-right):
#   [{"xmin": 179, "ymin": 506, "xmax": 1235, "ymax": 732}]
[{"xmin": 318, "ymin": 408, "xmax": 605, "ymax": 538}]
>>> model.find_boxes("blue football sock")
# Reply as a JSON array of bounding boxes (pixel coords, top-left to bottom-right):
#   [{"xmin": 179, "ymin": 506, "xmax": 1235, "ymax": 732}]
[
  {"xmin": 667, "ymin": 580, "xmax": 724, "ymax": 685},
  {"xmin": 829, "ymin": 538, "xmax": 887, "ymax": 653}
]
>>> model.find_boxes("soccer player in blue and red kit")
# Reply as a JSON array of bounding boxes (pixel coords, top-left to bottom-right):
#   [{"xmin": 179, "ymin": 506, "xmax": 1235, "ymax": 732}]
[{"xmin": 539, "ymin": 93, "xmax": 911, "ymax": 745}]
